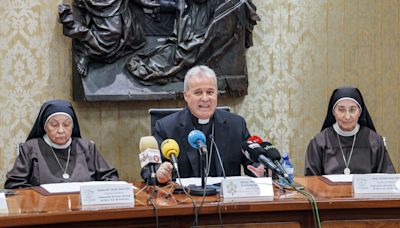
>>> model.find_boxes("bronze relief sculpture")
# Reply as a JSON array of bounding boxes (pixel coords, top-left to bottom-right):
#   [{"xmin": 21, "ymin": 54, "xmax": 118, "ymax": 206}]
[{"xmin": 59, "ymin": 0, "xmax": 259, "ymax": 101}]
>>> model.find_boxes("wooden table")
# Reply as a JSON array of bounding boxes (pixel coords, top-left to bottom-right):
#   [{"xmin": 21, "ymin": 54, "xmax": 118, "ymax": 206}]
[{"xmin": 1, "ymin": 176, "xmax": 400, "ymax": 227}]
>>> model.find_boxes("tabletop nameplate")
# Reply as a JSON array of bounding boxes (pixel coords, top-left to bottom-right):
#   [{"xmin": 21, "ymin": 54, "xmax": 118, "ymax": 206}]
[
  {"xmin": 221, "ymin": 177, "xmax": 273, "ymax": 202},
  {"xmin": 80, "ymin": 183, "xmax": 134, "ymax": 206},
  {"xmin": 353, "ymin": 174, "xmax": 400, "ymax": 196}
]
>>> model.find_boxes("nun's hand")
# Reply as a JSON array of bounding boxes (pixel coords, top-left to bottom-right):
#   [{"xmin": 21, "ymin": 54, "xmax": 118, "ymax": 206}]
[{"xmin": 156, "ymin": 162, "xmax": 173, "ymax": 184}]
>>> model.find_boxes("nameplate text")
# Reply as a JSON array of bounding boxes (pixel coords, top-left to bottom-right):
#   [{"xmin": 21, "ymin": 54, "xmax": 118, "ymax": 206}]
[
  {"xmin": 353, "ymin": 174, "xmax": 400, "ymax": 195},
  {"xmin": 80, "ymin": 183, "xmax": 134, "ymax": 206},
  {"xmin": 221, "ymin": 177, "xmax": 273, "ymax": 202}
]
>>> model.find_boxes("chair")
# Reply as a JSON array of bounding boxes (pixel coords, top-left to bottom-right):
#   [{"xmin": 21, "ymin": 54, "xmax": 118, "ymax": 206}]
[{"xmin": 149, "ymin": 106, "xmax": 230, "ymax": 135}]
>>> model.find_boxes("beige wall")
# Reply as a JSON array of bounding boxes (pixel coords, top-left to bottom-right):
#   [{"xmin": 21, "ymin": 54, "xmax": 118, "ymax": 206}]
[{"xmin": 0, "ymin": 0, "xmax": 399, "ymax": 186}]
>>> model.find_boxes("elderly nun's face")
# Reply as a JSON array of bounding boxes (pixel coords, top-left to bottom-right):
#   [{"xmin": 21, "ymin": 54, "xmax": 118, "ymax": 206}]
[
  {"xmin": 44, "ymin": 114, "xmax": 73, "ymax": 145},
  {"xmin": 333, "ymin": 99, "xmax": 361, "ymax": 131}
]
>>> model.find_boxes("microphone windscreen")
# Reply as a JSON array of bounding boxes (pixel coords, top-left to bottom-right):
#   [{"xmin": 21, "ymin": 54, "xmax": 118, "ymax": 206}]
[
  {"xmin": 248, "ymin": 135, "xmax": 263, "ymax": 144},
  {"xmin": 161, "ymin": 139, "xmax": 180, "ymax": 160},
  {"xmin": 139, "ymin": 148, "xmax": 161, "ymax": 168},
  {"xmin": 241, "ymin": 140, "xmax": 267, "ymax": 162},
  {"xmin": 260, "ymin": 142, "xmax": 281, "ymax": 161},
  {"xmin": 139, "ymin": 136, "xmax": 159, "ymax": 153},
  {"xmin": 188, "ymin": 130, "xmax": 206, "ymax": 149}
]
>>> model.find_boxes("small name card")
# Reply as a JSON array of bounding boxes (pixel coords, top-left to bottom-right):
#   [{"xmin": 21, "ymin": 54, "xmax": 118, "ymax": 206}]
[
  {"xmin": 221, "ymin": 177, "xmax": 273, "ymax": 202},
  {"xmin": 80, "ymin": 183, "xmax": 134, "ymax": 206},
  {"xmin": 0, "ymin": 193, "xmax": 8, "ymax": 213},
  {"xmin": 353, "ymin": 174, "xmax": 400, "ymax": 196}
]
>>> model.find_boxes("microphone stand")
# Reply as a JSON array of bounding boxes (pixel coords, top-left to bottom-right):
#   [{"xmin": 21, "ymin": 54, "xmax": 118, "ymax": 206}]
[
  {"xmin": 171, "ymin": 169, "xmax": 177, "ymax": 182},
  {"xmin": 210, "ymin": 134, "xmax": 226, "ymax": 178},
  {"xmin": 149, "ymin": 165, "xmax": 157, "ymax": 186},
  {"xmin": 146, "ymin": 164, "xmax": 158, "ymax": 196},
  {"xmin": 136, "ymin": 165, "xmax": 160, "ymax": 197},
  {"xmin": 145, "ymin": 164, "xmax": 171, "ymax": 197},
  {"xmin": 189, "ymin": 149, "xmax": 217, "ymax": 196}
]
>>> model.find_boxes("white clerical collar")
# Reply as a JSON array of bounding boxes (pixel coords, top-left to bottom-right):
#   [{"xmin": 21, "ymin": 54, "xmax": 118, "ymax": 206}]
[
  {"xmin": 333, "ymin": 122, "xmax": 360, "ymax": 137},
  {"xmin": 43, "ymin": 134, "xmax": 72, "ymax": 149},
  {"xmin": 198, "ymin": 118, "xmax": 210, "ymax": 124}
]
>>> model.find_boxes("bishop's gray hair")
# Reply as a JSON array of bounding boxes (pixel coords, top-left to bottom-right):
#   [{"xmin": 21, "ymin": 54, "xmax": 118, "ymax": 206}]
[{"xmin": 183, "ymin": 65, "xmax": 217, "ymax": 92}]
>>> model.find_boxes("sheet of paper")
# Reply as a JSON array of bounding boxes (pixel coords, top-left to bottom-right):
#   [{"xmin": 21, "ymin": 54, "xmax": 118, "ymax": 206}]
[
  {"xmin": 41, "ymin": 181, "xmax": 134, "ymax": 194},
  {"xmin": 322, "ymin": 174, "xmax": 354, "ymax": 183},
  {"xmin": 0, "ymin": 193, "xmax": 8, "ymax": 213},
  {"xmin": 177, "ymin": 177, "xmax": 226, "ymax": 187}
]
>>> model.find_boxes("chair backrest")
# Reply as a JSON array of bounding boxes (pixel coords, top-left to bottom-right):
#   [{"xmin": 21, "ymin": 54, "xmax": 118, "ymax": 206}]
[{"xmin": 149, "ymin": 106, "xmax": 230, "ymax": 135}]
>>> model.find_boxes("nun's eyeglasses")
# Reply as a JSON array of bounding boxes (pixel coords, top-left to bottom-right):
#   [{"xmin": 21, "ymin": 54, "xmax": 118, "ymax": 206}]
[
  {"xmin": 335, "ymin": 106, "xmax": 360, "ymax": 115},
  {"xmin": 47, "ymin": 120, "xmax": 73, "ymax": 130}
]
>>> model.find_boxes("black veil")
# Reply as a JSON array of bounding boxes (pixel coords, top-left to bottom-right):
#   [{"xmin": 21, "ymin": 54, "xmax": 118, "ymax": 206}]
[
  {"xmin": 321, "ymin": 87, "xmax": 376, "ymax": 132},
  {"xmin": 27, "ymin": 100, "xmax": 81, "ymax": 141}
]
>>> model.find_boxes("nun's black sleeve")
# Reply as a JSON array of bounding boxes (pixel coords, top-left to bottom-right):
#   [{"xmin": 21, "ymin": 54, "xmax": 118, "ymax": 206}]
[
  {"xmin": 84, "ymin": 141, "xmax": 119, "ymax": 181},
  {"xmin": 4, "ymin": 144, "xmax": 33, "ymax": 189},
  {"xmin": 304, "ymin": 137, "xmax": 324, "ymax": 176},
  {"xmin": 372, "ymin": 134, "xmax": 396, "ymax": 174}
]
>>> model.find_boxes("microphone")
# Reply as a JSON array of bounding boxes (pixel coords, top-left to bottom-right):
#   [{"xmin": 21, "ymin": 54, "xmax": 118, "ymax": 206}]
[
  {"xmin": 248, "ymin": 136, "xmax": 281, "ymax": 160},
  {"xmin": 260, "ymin": 141, "xmax": 282, "ymax": 161},
  {"xmin": 241, "ymin": 140, "xmax": 290, "ymax": 182},
  {"xmin": 160, "ymin": 139, "xmax": 180, "ymax": 171},
  {"xmin": 241, "ymin": 141, "xmax": 279, "ymax": 171},
  {"xmin": 187, "ymin": 130, "xmax": 217, "ymax": 196},
  {"xmin": 248, "ymin": 135, "xmax": 264, "ymax": 144},
  {"xmin": 258, "ymin": 141, "xmax": 289, "ymax": 179},
  {"xmin": 139, "ymin": 136, "xmax": 161, "ymax": 168},
  {"xmin": 139, "ymin": 136, "xmax": 162, "ymax": 185},
  {"xmin": 249, "ymin": 136, "xmax": 297, "ymax": 186},
  {"xmin": 188, "ymin": 130, "xmax": 207, "ymax": 154},
  {"xmin": 260, "ymin": 140, "xmax": 293, "ymax": 184}
]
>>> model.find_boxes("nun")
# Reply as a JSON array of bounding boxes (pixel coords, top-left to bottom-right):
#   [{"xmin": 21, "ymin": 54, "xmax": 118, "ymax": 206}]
[
  {"xmin": 5, "ymin": 99, "xmax": 118, "ymax": 189},
  {"xmin": 305, "ymin": 87, "xmax": 396, "ymax": 176}
]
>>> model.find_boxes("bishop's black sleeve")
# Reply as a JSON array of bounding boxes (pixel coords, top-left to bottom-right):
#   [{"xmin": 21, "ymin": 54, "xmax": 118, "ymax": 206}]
[{"xmin": 240, "ymin": 118, "xmax": 257, "ymax": 177}]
